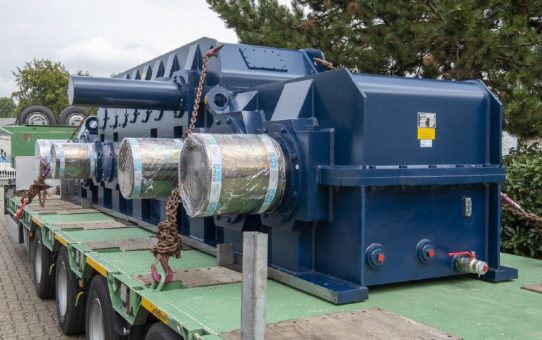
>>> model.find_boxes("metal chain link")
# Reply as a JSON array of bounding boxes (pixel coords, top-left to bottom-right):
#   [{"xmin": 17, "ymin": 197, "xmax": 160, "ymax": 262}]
[
  {"xmin": 501, "ymin": 193, "xmax": 542, "ymax": 232},
  {"xmin": 15, "ymin": 165, "xmax": 50, "ymax": 219},
  {"xmin": 185, "ymin": 44, "xmax": 224, "ymax": 138},
  {"xmin": 313, "ymin": 57, "xmax": 336, "ymax": 70},
  {"xmin": 67, "ymin": 118, "xmax": 86, "ymax": 142},
  {"xmin": 152, "ymin": 187, "xmax": 182, "ymax": 258}
]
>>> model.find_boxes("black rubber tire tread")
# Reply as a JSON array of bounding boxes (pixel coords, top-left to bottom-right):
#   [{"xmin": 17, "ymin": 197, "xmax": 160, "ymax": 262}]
[
  {"xmin": 58, "ymin": 106, "xmax": 89, "ymax": 126},
  {"xmin": 144, "ymin": 322, "xmax": 183, "ymax": 340},
  {"xmin": 55, "ymin": 247, "xmax": 86, "ymax": 334},
  {"xmin": 86, "ymin": 275, "xmax": 121, "ymax": 340},
  {"xmin": 33, "ymin": 230, "xmax": 56, "ymax": 298},
  {"xmin": 17, "ymin": 105, "xmax": 56, "ymax": 125}
]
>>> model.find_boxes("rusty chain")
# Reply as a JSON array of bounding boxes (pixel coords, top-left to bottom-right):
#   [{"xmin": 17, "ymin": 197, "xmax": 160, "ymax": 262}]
[
  {"xmin": 313, "ymin": 57, "xmax": 336, "ymax": 70},
  {"xmin": 67, "ymin": 118, "xmax": 86, "ymax": 142},
  {"xmin": 185, "ymin": 44, "xmax": 224, "ymax": 138},
  {"xmin": 152, "ymin": 45, "xmax": 224, "ymax": 283},
  {"xmin": 152, "ymin": 187, "xmax": 182, "ymax": 258},
  {"xmin": 15, "ymin": 165, "xmax": 50, "ymax": 219},
  {"xmin": 501, "ymin": 193, "xmax": 542, "ymax": 232}
]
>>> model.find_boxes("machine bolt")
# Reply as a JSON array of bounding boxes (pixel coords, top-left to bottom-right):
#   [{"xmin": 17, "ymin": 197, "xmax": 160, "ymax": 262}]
[
  {"xmin": 417, "ymin": 239, "xmax": 435, "ymax": 264},
  {"xmin": 366, "ymin": 243, "xmax": 385, "ymax": 268}
]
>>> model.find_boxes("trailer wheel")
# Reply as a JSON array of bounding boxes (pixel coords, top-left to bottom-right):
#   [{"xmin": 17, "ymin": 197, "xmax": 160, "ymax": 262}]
[
  {"xmin": 144, "ymin": 322, "xmax": 183, "ymax": 340},
  {"xmin": 17, "ymin": 105, "xmax": 56, "ymax": 125},
  {"xmin": 86, "ymin": 275, "xmax": 121, "ymax": 340},
  {"xmin": 33, "ymin": 230, "xmax": 55, "ymax": 298},
  {"xmin": 55, "ymin": 247, "xmax": 85, "ymax": 334},
  {"xmin": 58, "ymin": 106, "xmax": 89, "ymax": 126}
]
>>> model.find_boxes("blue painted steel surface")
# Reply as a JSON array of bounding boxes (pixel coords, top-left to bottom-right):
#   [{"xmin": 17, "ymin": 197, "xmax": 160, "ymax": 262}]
[
  {"xmin": 68, "ymin": 76, "xmax": 181, "ymax": 110},
  {"xmin": 71, "ymin": 37, "xmax": 517, "ymax": 304}
]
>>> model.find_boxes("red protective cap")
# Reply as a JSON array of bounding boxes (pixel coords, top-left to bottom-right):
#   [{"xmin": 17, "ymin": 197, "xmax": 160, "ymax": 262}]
[
  {"xmin": 377, "ymin": 253, "xmax": 385, "ymax": 263},
  {"xmin": 427, "ymin": 249, "xmax": 435, "ymax": 258}
]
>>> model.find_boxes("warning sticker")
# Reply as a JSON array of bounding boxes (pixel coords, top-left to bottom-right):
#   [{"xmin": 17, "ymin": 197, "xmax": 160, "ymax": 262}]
[
  {"xmin": 417, "ymin": 127, "xmax": 435, "ymax": 140},
  {"xmin": 417, "ymin": 112, "xmax": 436, "ymax": 144}
]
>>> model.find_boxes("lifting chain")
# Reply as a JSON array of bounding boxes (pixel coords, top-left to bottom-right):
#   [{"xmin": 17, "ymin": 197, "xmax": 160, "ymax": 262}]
[
  {"xmin": 313, "ymin": 57, "xmax": 336, "ymax": 71},
  {"xmin": 67, "ymin": 118, "xmax": 86, "ymax": 142},
  {"xmin": 15, "ymin": 165, "xmax": 50, "ymax": 219},
  {"xmin": 501, "ymin": 193, "xmax": 542, "ymax": 232},
  {"xmin": 185, "ymin": 44, "xmax": 224, "ymax": 137},
  {"xmin": 151, "ymin": 44, "xmax": 224, "ymax": 284}
]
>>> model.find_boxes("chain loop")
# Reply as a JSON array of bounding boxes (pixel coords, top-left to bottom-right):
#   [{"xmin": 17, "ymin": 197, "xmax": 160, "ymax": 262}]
[
  {"xmin": 15, "ymin": 165, "xmax": 50, "ymax": 219},
  {"xmin": 152, "ymin": 187, "xmax": 182, "ymax": 258}
]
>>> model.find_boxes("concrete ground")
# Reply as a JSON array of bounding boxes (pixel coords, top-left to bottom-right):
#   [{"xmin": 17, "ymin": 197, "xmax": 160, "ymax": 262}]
[{"xmin": 0, "ymin": 216, "xmax": 83, "ymax": 339}]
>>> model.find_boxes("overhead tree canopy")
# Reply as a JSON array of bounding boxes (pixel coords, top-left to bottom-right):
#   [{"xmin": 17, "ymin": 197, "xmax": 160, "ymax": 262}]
[
  {"xmin": 0, "ymin": 97, "xmax": 16, "ymax": 118},
  {"xmin": 208, "ymin": 0, "xmax": 542, "ymax": 139}
]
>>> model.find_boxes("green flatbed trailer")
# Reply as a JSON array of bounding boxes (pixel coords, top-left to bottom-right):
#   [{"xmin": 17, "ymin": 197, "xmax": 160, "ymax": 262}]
[
  {"xmin": 5, "ymin": 196, "xmax": 542, "ymax": 339},
  {"xmin": 0, "ymin": 125, "xmax": 76, "ymax": 167}
]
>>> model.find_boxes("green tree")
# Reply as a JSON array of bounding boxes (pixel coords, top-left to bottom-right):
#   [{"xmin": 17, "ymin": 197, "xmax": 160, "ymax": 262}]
[
  {"xmin": 208, "ymin": 0, "xmax": 542, "ymax": 138},
  {"xmin": 12, "ymin": 59, "xmax": 70, "ymax": 116},
  {"xmin": 0, "ymin": 97, "xmax": 16, "ymax": 118}
]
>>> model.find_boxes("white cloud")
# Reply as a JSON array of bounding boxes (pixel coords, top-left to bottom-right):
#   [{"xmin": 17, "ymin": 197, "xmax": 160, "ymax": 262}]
[{"xmin": 55, "ymin": 36, "xmax": 161, "ymax": 77}]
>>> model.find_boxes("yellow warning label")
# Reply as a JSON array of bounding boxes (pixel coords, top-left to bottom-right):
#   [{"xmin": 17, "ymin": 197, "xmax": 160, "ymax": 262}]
[
  {"xmin": 142, "ymin": 298, "xmax": 168, "ymax": 324},
  {"xmin": 417, "ymin": 127, "xmax": 435, "ymax": 140}
]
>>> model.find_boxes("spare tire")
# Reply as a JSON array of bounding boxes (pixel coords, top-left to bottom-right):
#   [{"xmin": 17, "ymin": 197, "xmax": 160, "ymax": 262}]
[
  {"xmin": 58, "ymin": 106, "xmax": 89, "ymax": 126},
  {"xmin": 17, "ymin": 105, "xmax": 56, "ymax": 125}
]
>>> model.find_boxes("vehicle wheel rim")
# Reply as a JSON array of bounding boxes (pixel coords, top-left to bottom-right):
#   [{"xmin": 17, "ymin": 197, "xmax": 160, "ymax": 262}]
[
  {"xmin": 57, "ymin": 262, "xmax": 68, "ymax": 317},
  {"xmin": 26, "ymin": 112, "xmax": 48, "ymax": 125},
  {"xmin": 88, "ymin": 297, "xmax": 105, "ymax": 340},
  {"xmin": 34, "ymin": 239, "xmax": 42, "ymax": 283},
  {"xmin": 67, "ymin": 113, "xmax": 85, "ymax": 126}
]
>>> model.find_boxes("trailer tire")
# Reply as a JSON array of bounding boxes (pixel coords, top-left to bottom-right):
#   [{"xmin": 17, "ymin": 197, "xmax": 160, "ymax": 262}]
[
  {"xmin": 144, "ymin": 322, "xmax": 183, "ymax": 340},
  {"xmin": 56, "ymin": 247, "xmax": 85, "ymax": 334},
  {"xmin": 17, "ymin": 105, "xmax": 56, "ymax": 125},
  {"xmin": 33, "ymin": 230, "xmax": 55, "ymax": 298},
  {"xmin": 86, "ymin": 275, "xmax": 122, "ymax": 340},
  {"xmin": 58, "ymin": 106, "xmax": 89, "ymax": 126}
]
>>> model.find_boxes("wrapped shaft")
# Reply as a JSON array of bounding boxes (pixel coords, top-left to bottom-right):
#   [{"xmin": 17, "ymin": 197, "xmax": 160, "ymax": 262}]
[
  {"xmin": 50, "ymin": 143, "xmax": 97, "ymax": 179},
  {"xmin": 117, "ymin": 138, "xmax": 184, "ymax": 199},
  {"xmin": 179, "ymin": 133, "xmax": 286, "ymax": 217},
  {"xmin": 35, "ymin": 139, "xmax": 64, "ymax": 177}
]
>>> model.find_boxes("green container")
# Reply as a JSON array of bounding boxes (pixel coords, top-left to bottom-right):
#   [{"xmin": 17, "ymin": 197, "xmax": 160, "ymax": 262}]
[{"xmin": 0, "ymin": 125, "xmax": 76, "ymax": 166}]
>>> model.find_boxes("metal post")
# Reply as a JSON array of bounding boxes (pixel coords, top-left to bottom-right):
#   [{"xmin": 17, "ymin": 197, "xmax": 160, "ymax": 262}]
[{"xmin": 241, "ymin": 232, "xmax": 268, "ymax": 340}]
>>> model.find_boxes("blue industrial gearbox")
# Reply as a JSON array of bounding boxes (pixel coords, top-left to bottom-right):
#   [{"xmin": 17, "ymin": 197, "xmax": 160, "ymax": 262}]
[{"xmin": 64, "ymin": 37, "xmax": 517, "ymax": 304}]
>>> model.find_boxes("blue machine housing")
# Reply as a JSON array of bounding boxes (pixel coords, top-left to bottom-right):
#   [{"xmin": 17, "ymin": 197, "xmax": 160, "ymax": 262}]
[
  {"xmin": 73, "ymin": 37, "xmax": 324, "ymax": 224},
  {"xmin": 72, "ymin": 37, "xmax": 517, "ymax": 305}
]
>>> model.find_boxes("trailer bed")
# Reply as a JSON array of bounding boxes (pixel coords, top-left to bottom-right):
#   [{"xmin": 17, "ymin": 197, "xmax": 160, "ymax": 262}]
[{"xmin": 6, "ymin": 196, "xmax": 542, "ymax": 339}]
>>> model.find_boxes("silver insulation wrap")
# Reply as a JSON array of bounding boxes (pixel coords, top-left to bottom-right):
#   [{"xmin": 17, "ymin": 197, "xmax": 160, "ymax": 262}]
[
  {"xmin": 35, "ymin": 139, "xmax": 64, "ymax": 177},
  {"xmin": 179, "ymin": 133, "xmax": 286, "ymax": 217},
  {"xmin": 50, "ymin": 143, "xmax": 97, "ymax": 179},
  {"xmin": 117, "ymin": 138, "xmax": 184, "ymax": 199}
]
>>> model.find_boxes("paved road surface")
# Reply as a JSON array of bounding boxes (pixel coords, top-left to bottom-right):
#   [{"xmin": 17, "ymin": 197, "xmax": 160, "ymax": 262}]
[{"xmin": 0, "ymin": 216, "xmax": 83, "ymax": 339}]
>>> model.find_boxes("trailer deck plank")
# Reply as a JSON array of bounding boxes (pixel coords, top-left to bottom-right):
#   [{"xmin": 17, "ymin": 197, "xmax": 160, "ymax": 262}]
[{"xmin": 221, "ymin": 307, "xmax": 461, "ymax": 340}]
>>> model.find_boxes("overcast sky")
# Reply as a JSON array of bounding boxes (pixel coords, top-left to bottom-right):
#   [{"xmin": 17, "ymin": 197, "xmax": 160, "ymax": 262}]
[{"xmin": 0, "ymin": 0, "xmax": 285, "ymax": 98}]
